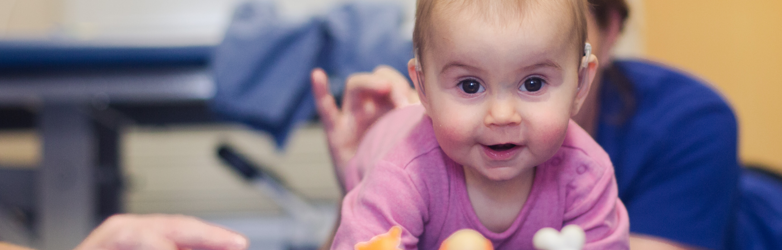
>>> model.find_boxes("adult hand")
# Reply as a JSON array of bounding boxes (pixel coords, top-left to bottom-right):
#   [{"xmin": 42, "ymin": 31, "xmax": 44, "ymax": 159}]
[
  {"xmin": 310, "ymin": 66, "xmax": 417, "ymax": 191},
  {"xmin": 0, "ymin": 243, "xmax": 33, "ymax": 250},
  {"xmin": 74, "ymin": 214, "xmax": 248, "ymax": 250},
  {"xmin": 629, "ymin": 234, "xmax": 695, "ymax": 250}
]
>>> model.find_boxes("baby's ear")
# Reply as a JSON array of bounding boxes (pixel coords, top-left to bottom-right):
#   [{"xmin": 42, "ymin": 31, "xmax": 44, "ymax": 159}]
[
  {"xmin": 571, "ymin": 55, "xmax": 599, "ymax": 116},
  {"xmin": 408, "ymin": 59, "xmax": 430, "ymax": 109}
]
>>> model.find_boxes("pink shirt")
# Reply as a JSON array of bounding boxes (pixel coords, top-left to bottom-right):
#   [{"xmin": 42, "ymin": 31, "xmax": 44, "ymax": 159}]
[{"xmin": 333, "ymin": 105, "xmax": 629, "ymax": 250}]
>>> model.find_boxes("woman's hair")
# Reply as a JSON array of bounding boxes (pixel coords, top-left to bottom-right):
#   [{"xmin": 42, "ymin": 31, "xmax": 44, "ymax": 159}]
[
  {"xmin": 589, "ymin": 0, "xmax": 636, "ymax": 126},
  {"xmin": 589, "ymin": 0, "xmax": 629, "ymax": 30}
]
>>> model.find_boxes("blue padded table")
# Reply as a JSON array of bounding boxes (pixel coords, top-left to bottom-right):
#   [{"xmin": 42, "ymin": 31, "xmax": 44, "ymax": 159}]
[
  {"xmin": 0, "ymin": 41, "xmax": 214, "ymax": 104},
  {"xmin": 0, "ymin": 41, "xmax": 215, "ymax": 250}
]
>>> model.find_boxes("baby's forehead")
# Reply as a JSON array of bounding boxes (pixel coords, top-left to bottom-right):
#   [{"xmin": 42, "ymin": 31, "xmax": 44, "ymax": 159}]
[
  {"xmin": 426, "ymin": 0, "xmax": 583, "ymax": 55},
  {"xmin": 432, "ymin": 0, "xmax": 574, "ymax": 30}
]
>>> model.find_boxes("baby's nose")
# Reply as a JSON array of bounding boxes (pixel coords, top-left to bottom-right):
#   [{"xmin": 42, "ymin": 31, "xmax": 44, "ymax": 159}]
[{"xmin": 484, "ymin": 99, "xmax": 521, "ymax": 127}]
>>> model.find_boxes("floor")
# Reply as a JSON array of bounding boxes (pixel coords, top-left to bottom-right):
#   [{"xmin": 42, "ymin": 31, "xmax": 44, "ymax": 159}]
[{"xmin": 122, "ymin": 122, "xmax": 341, "ymax": 216}]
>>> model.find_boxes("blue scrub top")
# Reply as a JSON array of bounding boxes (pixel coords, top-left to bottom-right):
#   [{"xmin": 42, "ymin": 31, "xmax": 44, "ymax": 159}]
[{"xmin": 596, "ymin": 60, "xmax": 741, "ymax": 249}]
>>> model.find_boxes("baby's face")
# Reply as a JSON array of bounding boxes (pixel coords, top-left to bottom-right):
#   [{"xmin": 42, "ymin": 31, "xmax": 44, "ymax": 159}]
[{"xmin": 415, "ymin": 4, "xmax": 584, "ymax": 182}]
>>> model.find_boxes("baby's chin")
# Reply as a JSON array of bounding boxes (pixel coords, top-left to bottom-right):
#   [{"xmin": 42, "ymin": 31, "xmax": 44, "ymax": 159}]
[{"xmin": 468, "ymin": 163, "xmax": 535, "ymax": 182}]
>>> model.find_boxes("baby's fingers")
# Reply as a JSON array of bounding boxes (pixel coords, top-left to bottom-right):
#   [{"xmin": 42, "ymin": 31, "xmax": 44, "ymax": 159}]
[
  {"xmin": 311, "ymin": 68, "xmax": 340, "ymax": 130},
  {"xmin": 372, "ymin": 65, "xmax": 417, "ymax": 107},
  {"xmin": 345, "ymin": 73, "xmax": 394, "ymax": 102},
  {"xmin": 344, "ymin": 73, "xmax": 395, "ymax": 118}
]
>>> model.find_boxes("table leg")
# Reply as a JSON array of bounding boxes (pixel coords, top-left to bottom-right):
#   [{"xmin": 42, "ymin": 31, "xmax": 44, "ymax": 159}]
[
  {"xmin": 94, "ymin": 109, "xmax": 124, "ymax": 221},
  {"xmin": 38, "ymin": 104, "xmax": 95, "ymax": 250}
]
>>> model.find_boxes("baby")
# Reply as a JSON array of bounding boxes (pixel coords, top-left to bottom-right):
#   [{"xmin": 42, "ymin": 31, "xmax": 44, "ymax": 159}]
[{"xmin": 331, "ymin": 0, "xmax": 629, "ymax": 249}]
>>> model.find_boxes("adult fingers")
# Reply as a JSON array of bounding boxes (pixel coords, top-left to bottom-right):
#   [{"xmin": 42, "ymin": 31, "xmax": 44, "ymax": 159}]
[
  {"xmin": 75, "ymin": 214, "xmax": 137, "ymax": 250},
  {"xmin": 138, "ymin": 232, "xmax": 179, "ymax": 250},
  {"xmin": 75, "ymin": 214, "xmax": 247, "ymax": 250},
  {"xmin": 311, "ymin": 68, "xmax": 340, "ymax": 130},
  {"xmin": 0, "ymin": 243, "xmax": 34, "ymax": 250},
  {"xmin": 156, "ymin": 215, "xmax": 247, "ymax": 250}
]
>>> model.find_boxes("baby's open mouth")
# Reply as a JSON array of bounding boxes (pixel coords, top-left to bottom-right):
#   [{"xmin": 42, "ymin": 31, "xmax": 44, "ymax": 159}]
[{"xmin": 487, "ymin": 143, "xmax": 518, "ymax": 151}]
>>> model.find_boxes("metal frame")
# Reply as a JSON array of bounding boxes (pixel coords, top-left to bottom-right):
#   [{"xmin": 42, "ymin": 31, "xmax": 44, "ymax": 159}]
[{"xmin": 0, "ymin": 55, "xmax": 214, "ymax": 249}]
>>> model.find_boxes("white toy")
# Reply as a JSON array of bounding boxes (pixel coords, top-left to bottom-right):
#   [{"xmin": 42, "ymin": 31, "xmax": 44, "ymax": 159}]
[{"xmin": 532, "ymin": 225, "xmax": 585, "ymax": 250}]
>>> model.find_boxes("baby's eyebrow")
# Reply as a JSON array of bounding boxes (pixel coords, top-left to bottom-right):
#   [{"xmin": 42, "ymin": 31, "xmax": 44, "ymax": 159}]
[
  {"xmin": 522, "ymin": 60, "xmax": 562, "ymax": 71},
  {"xmin": 438, "ymin": 59, "xmax": 562, "ymax": 75},
  {"xmin": 439, "ymin": 61, "xmax": 484, "ymax": 75}
]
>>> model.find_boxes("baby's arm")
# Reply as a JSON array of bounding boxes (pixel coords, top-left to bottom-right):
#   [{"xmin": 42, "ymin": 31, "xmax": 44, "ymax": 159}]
[
  {"xmin": 331, "ymin": 161, "xmax": 429, "ymax": 250},
  {"xmin": 562, "ymin": 161, "xmax": 630, "ymax": 249}
]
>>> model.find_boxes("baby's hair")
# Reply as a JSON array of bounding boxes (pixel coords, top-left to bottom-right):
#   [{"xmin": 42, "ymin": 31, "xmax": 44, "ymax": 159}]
[{"xmin": 413, "ymin": 0, "xmax": 589, "ymax": 68}]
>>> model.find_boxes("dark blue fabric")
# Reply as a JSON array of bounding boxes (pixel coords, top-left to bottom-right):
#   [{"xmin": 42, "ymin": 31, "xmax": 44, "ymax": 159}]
[
  {"xmin": 732, "ymin": 168, "xmax": 782, "ymax": 250},
  {"xmin": 0, "ymin": 42, "xmax": 210, "ymax": 70},
  {"xmin": 596, "ymin": 60, "xmax": 742, "ymax": 249},
  {"xmin": 211, "ymin": 2, "xmax": 412, "ymax": 147}
]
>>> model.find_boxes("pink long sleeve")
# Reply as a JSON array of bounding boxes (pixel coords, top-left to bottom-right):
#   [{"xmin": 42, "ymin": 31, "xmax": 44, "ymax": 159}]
[
  {"xmin": 332, "ymin": 160, "xmax": 430, "ymax": 250},
  {"xmin": 331, "ymin": 105, "xmax": 629, "ymax": 250},
  {"xmin": 556, "ymin": 135, "xmax": 630, "ymax": 249}
]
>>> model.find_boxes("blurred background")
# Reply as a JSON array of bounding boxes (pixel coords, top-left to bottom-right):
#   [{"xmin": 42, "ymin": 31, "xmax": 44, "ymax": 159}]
[{"xmin": 0, "ymin": 0, "xmax": 780, "ymax": 249}]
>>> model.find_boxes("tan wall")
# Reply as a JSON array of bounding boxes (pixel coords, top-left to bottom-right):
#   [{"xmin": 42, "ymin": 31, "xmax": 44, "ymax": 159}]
[
  {"xmin": 643, "ymin": 1, "xmax": 782, "ymax": 174},
  {"xmin": 0, "ymin": 0, "xmax": 62, "ymax": 38}
]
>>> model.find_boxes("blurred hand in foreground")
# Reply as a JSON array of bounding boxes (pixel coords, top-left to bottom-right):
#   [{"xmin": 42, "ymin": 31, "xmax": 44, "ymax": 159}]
[
  {"xmin": 0, "ymin": 243, "xmax": 33, "ymax": 250},
  {"xmin": 310, "ymin": 66, "xmax": 417, "ymax": 190},
  {"xmin": 75, "ymin": 214, "xmax": 248, "ymax": 250}
]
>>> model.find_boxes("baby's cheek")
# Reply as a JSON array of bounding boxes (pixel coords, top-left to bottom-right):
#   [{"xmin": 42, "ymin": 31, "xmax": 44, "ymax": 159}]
[
  {"xmin": 433, "ymin": 106, "xmax": 477, "ymax": 137},
  {"xmin": 429, "ymin": 112, "xmax": 477, "ymax": 158},
  {"xmin": 528, "ymin": 118, "xmax": 570, "ymax": 160},
  {"xmin": 431, "ymin": 117, "xmax": 471, "ymax": 145}
]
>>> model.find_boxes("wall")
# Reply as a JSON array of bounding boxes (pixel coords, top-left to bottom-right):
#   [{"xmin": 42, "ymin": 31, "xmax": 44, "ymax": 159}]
[
  {"xmin": 0, "ymin": 0, "xmax": 61, "ymax": 38},
  {"xmin": 644, "ymin": 0, "xmax": 782, "ymax": 174},
  {"xmin": 3, "ymin": 0, "xmax": 779, "ymax": 171},
  {"xmin": 0, "ymin": 0, "xmax": 415, "ymax": 44}
]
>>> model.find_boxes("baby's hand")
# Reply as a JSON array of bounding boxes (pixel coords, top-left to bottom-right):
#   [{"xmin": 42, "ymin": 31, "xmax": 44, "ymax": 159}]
[
  {"xmin": 439, "ymin": 229, "xmax": 493, "ymax": 250},
  {"xmin": 311, "ymin": 66, "xmax": 417, "ymax": 191},
  {"xmin": 354, "ymin": 226, "xmax": 403, "ymax": 250},
  {"xmin": 532, "ymin": 225, "xmax": 585, "ymax": 250}
]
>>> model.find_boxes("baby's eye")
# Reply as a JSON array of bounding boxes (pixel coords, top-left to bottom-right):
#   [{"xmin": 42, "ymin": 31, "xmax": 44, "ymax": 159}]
[
  {"xmin": 458, "ymin": 79, "xmax": 484, "ymax": 94},
  {"xmin": 520, "ymin": 77, "xmax": 545, "ymax": 92}
]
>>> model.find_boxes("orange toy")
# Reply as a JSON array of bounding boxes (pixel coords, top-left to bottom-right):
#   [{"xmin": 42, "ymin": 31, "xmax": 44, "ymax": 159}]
[
  {"xmin": 354, "ymin": 227, "xmax": 493, "ymax": 250},
  {"xmin": 439, "ymin": 229, "xmax": 494, "ymax": 250},
  {"xmin": 355, "ymin": 226, "xmax": 403, "ymax": 250}
]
